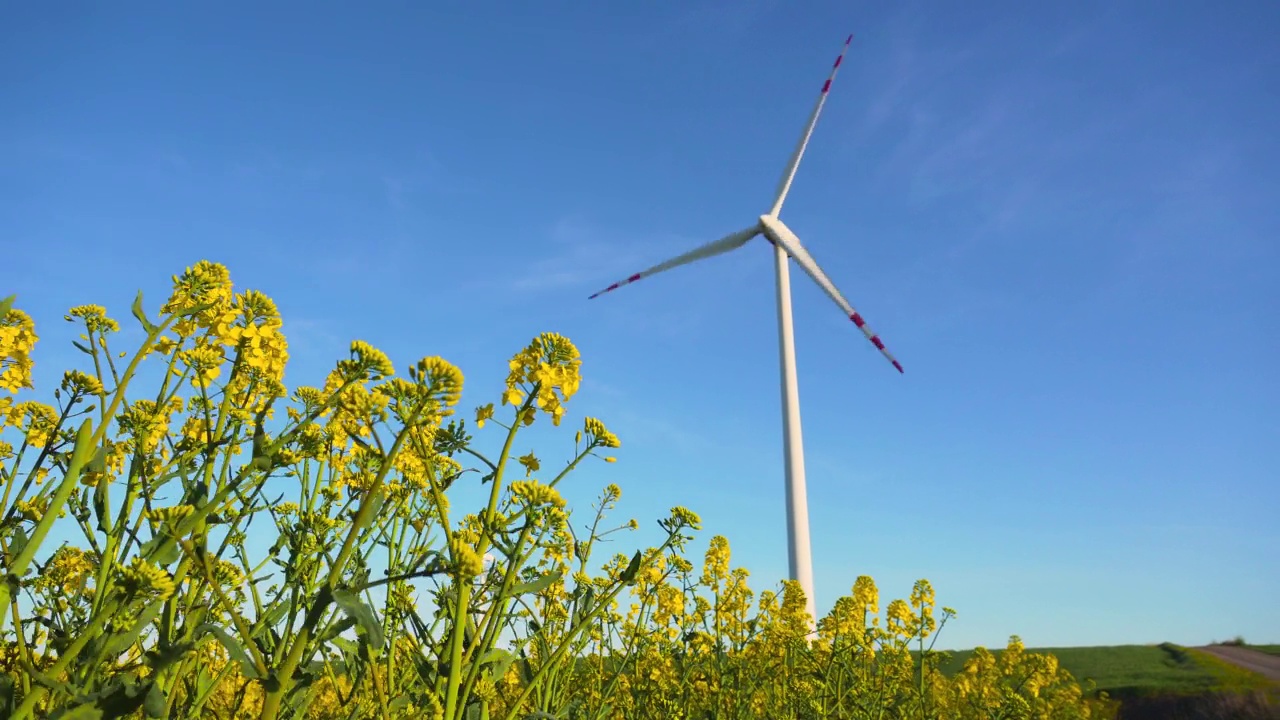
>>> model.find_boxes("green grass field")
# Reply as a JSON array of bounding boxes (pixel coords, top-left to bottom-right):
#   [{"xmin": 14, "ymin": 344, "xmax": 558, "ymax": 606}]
[
  {"xmin": 1249, "ymin": 644, "xmax": 1280, "ymax": 657},
  {"xmin": 932, "ymin": 642, "xmax": 1278, "ymax": 700}
]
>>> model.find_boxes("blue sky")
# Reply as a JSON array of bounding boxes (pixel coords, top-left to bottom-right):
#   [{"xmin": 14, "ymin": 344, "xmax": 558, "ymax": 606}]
[{"xmin": 3, "ymin": 2, "xmax": 1277, "ymax": 650}]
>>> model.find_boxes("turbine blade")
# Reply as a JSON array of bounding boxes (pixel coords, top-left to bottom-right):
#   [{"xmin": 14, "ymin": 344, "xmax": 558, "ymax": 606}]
[
  {"xmin": 587, "ymin": 225, "xmax": 761, "ymax": 299},
  {"xmin": 769, "ymin": 34, "xmax": 855, "ymax": 216},
  {"xmin": 760, "ymin": 215, "xmax": 903, "ymax": 373}
]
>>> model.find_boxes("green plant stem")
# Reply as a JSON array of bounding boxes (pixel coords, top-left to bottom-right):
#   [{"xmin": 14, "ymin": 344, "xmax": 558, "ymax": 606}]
[
  {"xmin": 443, "ymin": 394, "xmax": 530, "ymax": 720},
  {"xmin": 11, "ymin": 595, "xmax": 119, "ymax": 720},
  {"xmin": 0, "ymin": 419, "xmax": 95, "ymax": 632},
  {"xmin": 259, "ymin": 401, "xmax": 423, "ymax": 720}
]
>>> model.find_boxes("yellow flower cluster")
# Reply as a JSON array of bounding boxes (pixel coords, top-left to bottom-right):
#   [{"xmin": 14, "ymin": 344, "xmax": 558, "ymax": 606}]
[
  {"xmin": 450, "ymin": 532, "xmax": 486, "ymax": 579},
  {"xmin": 147, "ymin": 504, "xmax": 196, "ymax": 528},
  {"xmin": 60, "ymin": 369, "xmax": 104, "ymax": 398},
  {"xmin": 117, "ymin": 398, "xmax": 181, "ymax": 454},
  {"xmin": 583, "ymin": 416, "xmax": 621, "ymax": 449},
  {"xmin": 0, "ymin": 305, "xmax": 37, "ymax": 392},
  {"xmin": 162, "ymin": 260, "xmax": 235, "ymax": 336},
  {"xmin": 509, "ymin": 480, "xmax": 566, "ymax": 509},
  {"xmin": 66, "ymin": 304, "xmax": 120, "ymax": 334},
  {"xmin": 409, "ymin": 356, "xmax": 463, "ymax": 408},
  {"xmin": 341, "ymin": 340, "xmax": 395, "ymax": 383},
  {"xmin": 503, "ymin": 332, "xmax": 581, "ymax": 426},
  {"xmin": 6, "ymin": 401, "xmax": 59, "ymax": 448},
  {"xmin": 178, "ymin": 345, "xmax": 226, "ymax": 389},
  {"xmin": 474, "ymin": 402, "xmax": 494, "ymax": 428},
  {"xmin": 224, "ymin": 291, "xmax": 289, "ymax": 380},
  {"xmin": 668, "ymin": 506, "xmax": 702, "ymax": 531},
  {"xmin": 517, "ymin": 451, "xmax": 539, "ymax": 476},
  {"xmin": 32, "ymin": 547, "xmax": 96, "ymax": 596},
  {"xmin": 117, "ymin": 557, "xmax": 177, "ymax": 601},
  {"xmin": 324, "ymin": 374, "xmax": 390, "ymax": 444}
]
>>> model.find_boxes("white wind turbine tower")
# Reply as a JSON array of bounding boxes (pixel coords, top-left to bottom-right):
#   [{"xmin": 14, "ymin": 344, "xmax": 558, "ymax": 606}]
[{"xmin": 588, "ymin": 35, "xmax": 903, "ymax": 627}]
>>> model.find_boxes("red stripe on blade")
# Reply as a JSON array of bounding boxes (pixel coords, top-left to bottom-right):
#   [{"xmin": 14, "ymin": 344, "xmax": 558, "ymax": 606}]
[
  {"xmin": 850, "ymin": 313, "xmax": 866, "ymax": 328},
  {"xmin": 833, "ymin": 56, "xmax": 842, "ymax": 68},
  {"xmin": 627, "ymin": 273, "xmax": 641, "ymax": 282},
  {"xmin": 871, "ymin": 336, "xmax": 885, "ymax": 350},
  {"xmin": 892, "ymin": 360, "xmax": 904, "ymax": 373},
  {"xmin": 821, "ymin": 79, "xmax": 832, "ymax": 93}
]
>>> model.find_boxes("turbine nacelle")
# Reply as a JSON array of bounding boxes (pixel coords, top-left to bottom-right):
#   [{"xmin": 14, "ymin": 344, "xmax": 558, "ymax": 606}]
[{"xmin": 758, "ymin": 214, "xmax": 796, "ymax": 252}]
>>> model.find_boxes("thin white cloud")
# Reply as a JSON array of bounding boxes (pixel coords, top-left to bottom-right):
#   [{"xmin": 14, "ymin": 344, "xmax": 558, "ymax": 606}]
[{"xmin": 505, "ymin": 214, "xmax": 710, "ymax": 294}]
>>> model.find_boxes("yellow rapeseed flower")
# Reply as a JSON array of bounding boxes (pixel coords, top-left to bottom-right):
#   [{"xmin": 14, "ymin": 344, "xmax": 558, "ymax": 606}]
[
  {"xmin": 450, "ymin": 534, "xmax": 485, "ymax": 579},
  {"xmin": 410, "ymin": 356, "xmax": 463, "ymax": 406},
  {"xmin": 501, "ymin": 387, "xmax": 523, "ymax": 407},
  {"xmin": 33, "ymin": 546, "xmax": 97, "ymax": 594},
  {"xmin": 0, "ymin": 306, "xmax": 38, "ymax": 392},
  {"xmin": 147, "ymin": 504, "xmax": 196, "ymax": 527},
  {"xmin": 16, "ymin": 498, "xmax": 47, "ymax": 522},
  {"xmin": 474, "ymin": 403, "xmax": 494, "ymax": 428},
  {"xmin": 518, "ymin": 451, "xmax": 540, "ymax": 476},
  {"xmin": 583, "ymin": 417, "xmax": 621, "ymax": 449},
  {"xmin": 118, "ymin": 557, "xmax": 176, "ymax": 601},
  {"xmin": 178, "ymin": 345, "xmax": 226, "ymax": 388},
  {"xmin": 161, "ymin": 261, "xmax": 234, "ymax": 331},
  {"xmin": 117, "ymin": 399, "xmax": 176, "ymax": 453},
  {"xmin": 668, "ymin": 506, "xmax": 702, "ymax": 531},
  {"xmin": 60, "ymin": 369, "xmax": 104, "ymax": 397},
  {"xmin": 341, "ymin": 340, "xmax": 395, "ymax": 382},
  {"xmin": 510, "ymin": 480, "xmax": 566, "ymax": 509},
  {"xmin": 66, "ymin": 304, "xmax": 120, "ymax": 333},
  {"xmin": 10, "ymin": 401, "xmax": 59, "ymax": 448},
  {"xmin": 503, "ymin": 333, "xmax": 581, "ymax": 426}
]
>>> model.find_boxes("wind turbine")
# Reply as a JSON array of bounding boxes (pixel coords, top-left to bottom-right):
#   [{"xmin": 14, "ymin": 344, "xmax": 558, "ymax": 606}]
[{"xmin": 588, "ymin": 35, "xmax": 902, "ymax": 626}]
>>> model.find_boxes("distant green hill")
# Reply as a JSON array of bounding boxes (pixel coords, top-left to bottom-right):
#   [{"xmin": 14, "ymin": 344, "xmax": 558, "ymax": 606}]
[{"xmin": 932, "ymin": 642, "xmax": 1277, "ymax": 700}]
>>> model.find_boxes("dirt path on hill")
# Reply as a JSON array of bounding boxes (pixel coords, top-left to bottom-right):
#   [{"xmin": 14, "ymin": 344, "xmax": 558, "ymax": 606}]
[{"xmin": 1195, "ymin": 645, "xmax": 1280, "ymax": 683}]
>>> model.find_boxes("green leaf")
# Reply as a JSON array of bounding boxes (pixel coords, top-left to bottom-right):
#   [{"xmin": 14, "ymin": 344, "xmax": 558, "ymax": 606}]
[
  {"xmin": 93, "ymin": 461, "xmax": 112, "ymax": 536},
  {"xmin": 355, "ymin": 489, "xmax": 385, "ymax": 534},
  {"xmin": 148, "ymin": 639, "xmax": 195, "ymax": 674},
  {"xmin": 139, "ymin": 536, "xmax": 181, "ymax": 566},
  {"xmin": 72, "ymin": 340, "xmax": 95, "ymax": 356},
  {"xmin": 85, "ymin": 444, "xmax": 108, "ymax": 475},
  {"xmin": 143, "ymin": 682, "xmax": 167, "ymax": 718},
  {"xmin": 131, "ymin": 291, "xmax": 158, "ymax": 333},
  {"xmin": 251, "ymin": 602, "xmax": 289, "ymax": 639},
  {"xmin": 480, "ymin": 648, "xmax": 517, "ymax": 680},
  {"xmin": 285, "ymin": 681, "xmax": 320, "ymax": 717},
  {"xmin": 331, "ymin": 588, "xmax": 384, "ymax": 652},
  {"xmin": 49, "ymin": 705, "xmax": 105, "ymax": 720},
  {"xmin": 620, "ymin": 551, "xmax": 643, "ymax": 585},
  {"xmin": 197, "ymin": 624, "xmax": 262, "ymax": 679},
  {"xmin": 0, "ymin": 295, "xmax": 14, "ymax": 321},
  {"xmin": 318, "ymin": 616, "xmax": 357, "ymax": 644},
  {"xmin": 330, "ymin": 637, "xmax": 360, "ymax": 657},
  {"xmin": 0, "ymin": 677, "xmax": 14, "ymax": 716},
  {"xmin": 105, "ymin": 599, "xmax": 166, "ymax": 657},
  {"xmin": 510, "ymin": 569, "xmax": 562, "ymax": 596},
  {"xmin": 8, "ymin": 527, "xmax": 28, "ymax": 560},
  {"xmin": 572, "ymin": 586, "xmax": 596, "ymax": 628}
]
